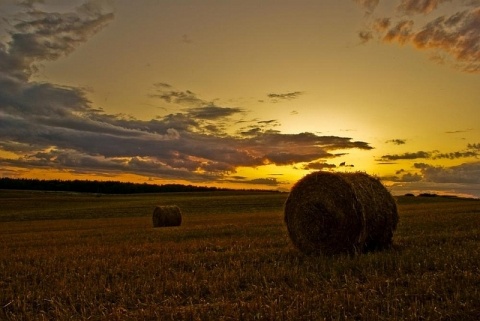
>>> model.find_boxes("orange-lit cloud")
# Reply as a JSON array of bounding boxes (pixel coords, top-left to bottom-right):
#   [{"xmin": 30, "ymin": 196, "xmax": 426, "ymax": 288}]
[
  {"xmin": 397, "ymin": 0, "xmax": 451, "ymax": 15},
  {"xmin": 356, "ymin": 0, "xmax": 480, "ymax": 73}
]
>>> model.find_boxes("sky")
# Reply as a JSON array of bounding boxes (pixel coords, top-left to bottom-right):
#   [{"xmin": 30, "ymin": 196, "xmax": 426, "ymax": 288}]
[{"xmin": 0, "ymin": 0, "xmax": 479, "ymax": 197}]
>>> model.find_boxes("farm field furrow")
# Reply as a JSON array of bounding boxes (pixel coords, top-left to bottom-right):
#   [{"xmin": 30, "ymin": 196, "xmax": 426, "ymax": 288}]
[{"xmin": 1, "ymin": 190, "xmax": 479, "ymax": 320}]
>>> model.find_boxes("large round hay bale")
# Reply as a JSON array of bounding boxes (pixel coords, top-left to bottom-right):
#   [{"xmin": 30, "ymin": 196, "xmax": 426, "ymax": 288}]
[
  {"xmin": 152, "ymin": 205, "xmax": 182, "ymax": 227},
  {"xmin": 284, "ymin": 171, "xmax": 398, "ymax": 255}
]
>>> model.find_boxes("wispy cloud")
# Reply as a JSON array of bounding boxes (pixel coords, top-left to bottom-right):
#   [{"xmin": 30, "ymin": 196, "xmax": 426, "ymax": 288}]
[
  {"xmin": 379, "ymin": 144, "xmax": 478, "ymax": 161},
  {"xmin": 398, "ymin": 0, "xmax": 451, "ymax": 15},
  {"xmin": 353, "ymin": 0, "xmax": 380, "ymax": 14},
  {"xmin": 267, "ymin": 91, "xmax": 303, "ymax": 103},
  {"xmin": 445, "ymin": 129, "xmax": 472, "ymax": 134},
  {"xmin": 186, "ymin": 106, "xmax": 244, "ymax": 120},
  {"xmin": 150, "ymin": 83, "xmax": 208, "ymax": 107},
  {"xmin": 386, "ymin": 139, "xmax": 407, "ymax": 145},
  {"xmin": 434, "ymin": 151, "xmax": 478, "ymax": 159},
  {"xmin": 379, "ymin": 151, "xmax": 432, "ymax": 161},
  {"xmin": 355, "ymin": 0, "xmax": 480, "ymax": 73}
]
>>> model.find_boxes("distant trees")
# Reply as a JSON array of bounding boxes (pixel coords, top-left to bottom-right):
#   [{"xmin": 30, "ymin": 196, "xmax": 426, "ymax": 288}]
[{"xmin": 0, "ymin": 177, "xmax": 238, "ymax": 194}]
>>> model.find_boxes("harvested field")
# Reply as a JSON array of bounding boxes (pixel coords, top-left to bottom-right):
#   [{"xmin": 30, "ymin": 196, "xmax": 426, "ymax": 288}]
[{"xmin": 1, "ymin": 190, "xmax": 479, "ymax": 320}]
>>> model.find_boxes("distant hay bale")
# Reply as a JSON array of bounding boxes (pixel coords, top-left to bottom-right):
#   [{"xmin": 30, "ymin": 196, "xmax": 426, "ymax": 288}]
[
  {"xmin": 284, "ymin": 171, "xmax": 398, "ymax": 255},
  {"xmin": 152, "ymin": 206, "xmax": 182, "ymax": 227}
]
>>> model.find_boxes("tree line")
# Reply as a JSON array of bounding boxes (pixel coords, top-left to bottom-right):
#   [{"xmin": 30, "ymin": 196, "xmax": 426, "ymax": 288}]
[{"xmin": 0, "ymin": 177, "xmax": 261, "ymax": 194}]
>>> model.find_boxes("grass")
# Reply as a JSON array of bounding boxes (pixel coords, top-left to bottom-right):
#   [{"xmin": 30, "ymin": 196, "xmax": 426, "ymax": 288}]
[{"xmin": 1, "ymin": 190, "xmax": 479, "ymax": 320}]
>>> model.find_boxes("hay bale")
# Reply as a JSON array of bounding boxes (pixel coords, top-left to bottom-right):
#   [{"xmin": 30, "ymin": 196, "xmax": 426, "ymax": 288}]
[
  {"xmin": 152, "ymin": 205, "xmax": 182, "ymax": 227},
  {"xmin": 284, "ymin": 171, "xmax": 398, "ymax": 255}
]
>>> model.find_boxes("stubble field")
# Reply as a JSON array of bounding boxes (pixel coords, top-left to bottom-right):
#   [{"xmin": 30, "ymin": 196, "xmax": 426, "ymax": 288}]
[{"xmin": 1, "ymin": 190, "xmax": 479, "ymax": 320}]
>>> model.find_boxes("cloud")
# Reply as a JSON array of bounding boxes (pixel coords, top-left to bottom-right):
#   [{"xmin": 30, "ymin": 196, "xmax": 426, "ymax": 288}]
[
  {"xmin": 181, "ymin": 34, "xmax": 193, "ymax": 44},
  {"xmin": 357, "ymin": 1, "xmax": 480, "ymax": 73},
  {"xmin": 242, "ymin": 178, "xmax": 281, "ymax": 186},
  {"xmin": 237, "ymin": 119, "xmax": 281, "ymax": 137},
  {"xmin": 0, "ymin": 2, "xmax": 377, "ymax": 188},
  {"xmin": 1, "ymin": 1, "xmax": 114, "ymax": 80},
  {"xmin": 150, "ymin": 85, "xmax": 208, "ymax": 107},
  {"xmin": 379, "ymin": 151, "xmax": 432, "ymax": 160},
  {"xmin": 445, "ymin": 129, "xmax": 472, "ymax": 134},
  {"xmin": 397, "ymin": 0, "xmax": 451, "ymax": 15},
  {"xmin": 353, "ymin": 0, "xmax": 380, "ymax": 13},
  {"xmin": 383, "ymin": 161, "xmax": 480, "ymax": 197},
  {"xmin": 383, "ymin": 20, "xmax": 415, "ymax": 44},
  {"xmin": 434, "ymin": 151, "xmax": 478, "ymax": 159},
  {"xmin": 379, "ymin": 145, "xmax": 478, "ymax": 161},
  {"xmin": 186, "ymin": 106, "xmax": 244, "ymax": 120},
  {"xmin": 468, "ymin": 143, "xmax": 480, "ymax": 150},
  {"xmin": 358, "ymin": 30, "xmax": 374, "ymax": 43},
  {"xmin": 303, "ymin": 161, "xmax": 337, "ymax": 170},
  {"xmin": 413, "ymin": 162, "xmax": 431, "ymax": 169},
  {"xmin": 267, "ymin": 91, "xmax": 303, "ymax": 102},
  {"xmin": 7, "ymin": 0, "xmax": 476, "ymax": 190},
  {"xmin": 420, "ymin": 161, "xmax": 480, "ymax": 184},
  {"xmin": 384, "ymin": 172, "xmax": 423, "ymax": 182},
  {"xmin": 223, "ymin": 176, "xmax": 284, "ymax": 186},
  {"xmin": 386, "ymin": 139, "xmax": 407, "ymax": 145}
]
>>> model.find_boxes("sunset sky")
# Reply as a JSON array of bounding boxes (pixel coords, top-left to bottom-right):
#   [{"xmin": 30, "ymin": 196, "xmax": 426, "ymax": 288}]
[{"xmin": 1, "ymin": 0, "xmax": 479, "ymax": 197}]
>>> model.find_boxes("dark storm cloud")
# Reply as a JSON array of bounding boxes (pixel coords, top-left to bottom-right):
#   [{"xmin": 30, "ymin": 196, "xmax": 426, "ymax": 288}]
[{"xmin": 356, "ymin": 0, "xmax": 480, "ymax": 73}]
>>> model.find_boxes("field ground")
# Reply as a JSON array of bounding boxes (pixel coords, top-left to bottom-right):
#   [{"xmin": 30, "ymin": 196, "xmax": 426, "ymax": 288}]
[{"xmin": 1, "ymin": 190, "xmax": 479, "ymax": 320}]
